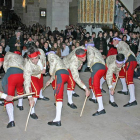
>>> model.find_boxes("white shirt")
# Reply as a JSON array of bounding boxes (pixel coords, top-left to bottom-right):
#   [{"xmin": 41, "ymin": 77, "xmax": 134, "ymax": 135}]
[
  {"xmin": 123, "ymin": 34, "xmax": 130, "ymax": 41},
  {"xmin": 61, "ymin": 46, "xmax": 69, "ymax": 57},
  {"xmin": 37, "ymin": 59, "xmax": 43, "ymax": 70}
]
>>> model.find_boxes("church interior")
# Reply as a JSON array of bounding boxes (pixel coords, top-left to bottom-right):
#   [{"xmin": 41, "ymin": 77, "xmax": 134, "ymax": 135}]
[{"xmin": 0, "ymin": 0, "xmax": 140, "ymax": 140}]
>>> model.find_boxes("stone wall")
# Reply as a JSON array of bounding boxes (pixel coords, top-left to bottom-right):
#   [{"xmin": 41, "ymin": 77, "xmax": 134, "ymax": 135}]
[
  {"xmin": 69, "ymin": 0, "xmax": 78, "ymax": 25},
  {"xmin": 14, "ymin": 0, "xmax": 23, "ymax": 21},
  {"xmin": 47, "ymin": 0, "xmax": 69, "ymax": 31},
  {"xmin": 14, "ymin": 0, "xmax": 46, "ymax": 26},
  {"xmin": 121, "ymin": 0, "xmax": 134, "ymax": 14},
  {"xmin": 22, "ymin": 0, "xmax": 40, "ymax": 26},
  {"xmin": 69, "ymin": 6, "xmax": 78, "ymax": 25},
  {"xmin": 39, "ymin": 0, "xmax": 47, "ymax": 25},
  {"xmin": 134, "ymin": 0, "xmax": 140, "ymax": 10}
]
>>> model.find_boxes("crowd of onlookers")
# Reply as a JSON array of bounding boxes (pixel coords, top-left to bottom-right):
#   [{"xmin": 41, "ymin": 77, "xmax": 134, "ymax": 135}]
[
  {"xmin": 0, "ymin": 12, "xmax": 140, "ymax": 77},
  {"xmin": 115, "ymin": 0, "xmax": 139, "ymax": 33}
]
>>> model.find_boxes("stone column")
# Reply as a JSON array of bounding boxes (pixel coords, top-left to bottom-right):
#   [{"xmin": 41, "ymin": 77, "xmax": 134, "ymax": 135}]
[
  {"xmin": 47, "ymin": 0, "xmax": 69, "ymax": 31},
  {"xmin": 11, "ymin": 0, "xmax": 14, "ymax": 10},
  {"xmin": 23, "ymin": 0, "xmax": 39, "ymax": 26},
  {"xmin": 0, "ymin": 17, "xmax": 2, "ymax": 25}
]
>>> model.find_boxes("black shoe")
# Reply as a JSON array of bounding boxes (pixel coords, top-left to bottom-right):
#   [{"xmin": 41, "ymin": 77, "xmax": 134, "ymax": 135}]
[
  {"xmin": 123, "ymin": 100, "xmax": 137, "ymax": 107},
  {"xmin": 54, "ymin": 103, "xmax": 56, "ymax": 106},
  {"xmin": 17, "ymin": 105, "xmax": 24, "ymax": 110},
  {"xmin": 109, "ymin": 101, "xmax": 118, "ymax": 107},
  {"xmin": 92, "ymin": 109, "xmax": 106, "ymax": 116},
  {"xmin": 38, "ymin": 97, "xmax": 50, "ymax": 101},
  {"xmin": 117, "ymin": 91, "xmax": 129, "ymax": 95},
  {"xmin": 48, "ymin": 121, "xmax": 61, "ymax": 126},
  {"xmin": 89, "ymin": 98, "xmax": 98, "ymax": 103},
  {"xmin": 7, "ymin": 121, "xmax": 15, "ymax": 128},
  {"xmin": 0, "ymin": 102, "xmax": 4, "ymax": 106},
  {"xmin": 72, "ymin": 93, "xmax": 79, "ymax": 97},
  {"xmin": 67, "ymin": 103, "xmax": 77, "ymax": 109},
  {"xmin": 30, "ymin": 113, "xmax": 38, "ymax": 119},
  {"xmin": 101, "ymin": 89, "xmax": 106, "ymax": 93}
]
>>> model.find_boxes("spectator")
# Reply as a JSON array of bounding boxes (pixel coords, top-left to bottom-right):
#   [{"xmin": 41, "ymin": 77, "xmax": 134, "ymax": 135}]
[
  {"xmin": 35, "ymin": 40, "xmax": 41, "ymax": 48},
  {"xmin": 61, "ymin": 43, "xmax": 69, "ymax": 58},
  {"xmin": 95, "ymin": 31, "xmax": 107, "ymax": 59},
  {"xmin": 115, "ymin": 6, "xmax": 125, "ymax": 30},
  {"xmin": 40, "ymin": 38, "xmax": 44, "ymax": 48},
  {"xmin": 115, "ymin": 0, "xmax": 120, "ymax": 23},
  {"xmin": 91, "ymin": 32, "xmax": 96, "ymax": 43},
  {"xmin": 71, "ymin": 28, "xmax": 77, "ymax": 39},
  {"xmin": 123, "ymin": 29, "xmax": 130, "ymax": 41},
  {"xmin": 53, "ymin": 27, "xmax": 60, "ymax": 39},
  {"xmin": 51, "ymin": 42, "xmax": 61, "ymax": 57},
  {"xmin": 42, "ymin": 42, "xmax": 51, "ymax": 54},
  {"xmin": 70, "ymin": 45, "xmax": 76, "ymax": 52},
  {"xmin": 9, "ymin": 30, "xmax": 24, "ymax": 52},
  {"xmin": 123, "ymin": 12, "xmax": 130, "ymax": 30},
  {"xmin": 76, "ymin": 29, "xmax": 81, "ymax": 40},
  {"xmin": 127, "ymin": 19, "xmax": 135, "ymax": 33},
  {"xmin": 85, "ymin": 32, "xmax": 91, "ymax": 40},
  {"xmin": 122, "ymin": 35, "xmax": 129, "ymax": 44},
  {"xmin": 103, "ymin": 32, "xmax": 108, "ymax": 41},
  {"xmin": 130, "ymin": 32, "xmax": 139, "ymax": 55}
]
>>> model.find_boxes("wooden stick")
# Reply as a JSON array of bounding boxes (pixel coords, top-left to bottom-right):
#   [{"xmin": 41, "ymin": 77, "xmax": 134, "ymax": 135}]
[
  {"xmin": 25, "ymin": 105, "xmax": 32, "ymax": 131},
  {"xmin": 42, "ymin": 86, "xmax": 47, "ymax": 92},
  {"xmin": 80, "ymin": 96, "xmax": 88, "ymax": 117},
  {"xmin": 13, "ymin": 92, "xmax": 35, "ymax": 100}
]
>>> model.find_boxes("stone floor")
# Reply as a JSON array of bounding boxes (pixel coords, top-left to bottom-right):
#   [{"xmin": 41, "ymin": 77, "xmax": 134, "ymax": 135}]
[{"xmin": 0, "ymin": 72, "xmax": 140, "ymax": 140}]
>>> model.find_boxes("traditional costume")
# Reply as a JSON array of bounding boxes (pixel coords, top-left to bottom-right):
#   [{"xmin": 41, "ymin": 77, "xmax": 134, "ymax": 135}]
[
  {"xmin": 62, "ymin": 47, "xmax": 87, "ymax": 109},
  {"xmin": 114, "ymin": 39, "xmax": 137, "ymax": 107},
  {"xmin": 106, "ymin": 55, "xmax": 124, "ymax": 107},
  {"xmin": 47, "ymin": 52, "xmax": 73, "ymax": 126},
  {"xmin": 24, "ymin": 50, "xmax": 43, "ymax": 119},
  {"xmin": 87, "ymin": 46, "xmax": 106, "ymax": 116},
  {"xmin": 37, "ymin": 48, "xmax": 49, "ymax": 101},
  {"xmin": 2, "ymin": 52, "xmax": 24, "ymax": 128}
]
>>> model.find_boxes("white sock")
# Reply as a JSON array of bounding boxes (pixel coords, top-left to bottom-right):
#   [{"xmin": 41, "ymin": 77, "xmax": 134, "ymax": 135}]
[
  {"xmin": 6, "ymin": 103, "xmax": 14, "ymax": 122},
  {"xmin": 120, "ymin": 78, "xmax": 127, "ymax": 92},
  {"xmin": 100, "ymin": 77, "xmax": 105, "ymax": 89},
  {"xmin": 97, "ymin": 96, "xmax": 104, "ymax": 111},
  {"xmin": 72, "ymin": 91, "xmax": 75, "ymax": 94},
  {"xmin": 18, "ymin": 98, "xmax": 23, "ymax": 106},
  {"xmin": 128, "ymin": 84, "xmax": 136, "ymax": 103},
  {"xmin": 39, "ymin": 89, "xmax": 44, "ymax": 98},
  {"xmin": 109, "ymin": 82, "xmax": 116, "ymax": 102},
  {"xmin": 91, "ymin": 89, "xmax": 96, "ymax": 100},
  {"xmin": 109, "ymin": 89, "xmax": 115, "ymax": 102},
  {"xmin": 31, "ymin": 98, "xmax": 37, "ymax": 114},
  {"xmin": 53, "ymin": 102, "xmax": 62, "ymax": 122},
  {"xmin": 67, "ymin": 90, "xmax": 73, "ymax": 104}
]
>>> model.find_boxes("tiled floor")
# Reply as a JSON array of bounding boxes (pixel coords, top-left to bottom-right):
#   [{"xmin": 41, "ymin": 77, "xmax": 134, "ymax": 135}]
[{"xmin": 0, "ymin": 72, "xmax": 140, "ymax": 140}]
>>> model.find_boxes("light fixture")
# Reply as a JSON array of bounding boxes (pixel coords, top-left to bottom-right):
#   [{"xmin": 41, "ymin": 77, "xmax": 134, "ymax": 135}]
[
  {"xmin": 0, "ymin": 11, "xmax": 2, "ymax": 17},
  {"xmin": 22, "ymin": 0, "xmax": 26, "ymax": 8}
]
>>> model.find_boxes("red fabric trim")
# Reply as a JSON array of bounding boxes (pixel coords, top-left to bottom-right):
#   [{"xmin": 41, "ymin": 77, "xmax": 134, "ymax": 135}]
[
  {"xmin": 28, "ymin": 51, "xmax": 41, "ymax": 58},
  {"xmin": 76, "ymin": 52, "xmax": 86, "ymax": 58},
  {"xmin": 0, "ymin": 58, "xmax": 4, "ymax": 62},
  {"xmin": 76, "ymin": 49, "xmax": 87, "ymax": 58},
  {"xmin": 14, "ymin": 51, "xmax": 21, "ymax": 55}
]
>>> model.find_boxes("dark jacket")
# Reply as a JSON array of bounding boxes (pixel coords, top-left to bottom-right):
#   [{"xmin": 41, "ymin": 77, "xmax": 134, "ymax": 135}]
[
  {"xmin": 42, "ymin": 47, "xmax": 51, "ymax": 54},
  {"xmin": 9, "ymin": 36, "xmax": 24, "ymax": 52},
  {"xmin": 95, "ymin": 37, "xmax": 107, "ymax": 56}
]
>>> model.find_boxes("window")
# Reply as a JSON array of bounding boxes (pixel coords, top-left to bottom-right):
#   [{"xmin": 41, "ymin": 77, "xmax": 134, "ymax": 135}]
[{"xmin": 40, "ymin": 10, "xmax": 46, "ymax": 17}]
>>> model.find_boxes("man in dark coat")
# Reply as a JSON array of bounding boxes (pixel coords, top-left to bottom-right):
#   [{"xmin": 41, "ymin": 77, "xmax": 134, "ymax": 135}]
[
  {"xmin": 95, "ymin": 31, "xmax": 107, "ymax": 59},
  {"xmin": 9, "ymin": 30, "xmax": 24, "ymax": 52}
]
